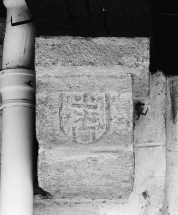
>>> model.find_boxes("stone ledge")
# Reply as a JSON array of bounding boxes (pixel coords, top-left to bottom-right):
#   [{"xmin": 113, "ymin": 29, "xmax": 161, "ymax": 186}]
[
  {"xmin": 34, "ymin": 199, "xmax": 127, "ymax": 215},
  {"xmin": 36, "ymin": 65, "xmax": 149, "ymax": 102},
  {"xmin": 36, "ymin": 37, "xmax": 150, "ymax": 102},
  {"xmin": 35, "ymin": 37, "xmax": 149, "ymax": 69},
  {"xmin": 36, "ymin": 68, "xmax": 134, "ymax": 200},
  {"xmin": 36, "ymin": 69, "xmax": 133, "ymax": 145}
]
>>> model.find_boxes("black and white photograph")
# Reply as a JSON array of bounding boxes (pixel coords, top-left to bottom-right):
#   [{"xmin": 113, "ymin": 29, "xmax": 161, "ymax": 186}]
[{"xmin": 0, "ymin": 0, "xmax": 178, "ymax": 214}]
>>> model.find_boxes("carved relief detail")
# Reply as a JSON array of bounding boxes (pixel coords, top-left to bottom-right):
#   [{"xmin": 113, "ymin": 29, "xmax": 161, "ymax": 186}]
[{"xmin": 59, "ymin": 92, "xmax": 110, "ymax": 144}]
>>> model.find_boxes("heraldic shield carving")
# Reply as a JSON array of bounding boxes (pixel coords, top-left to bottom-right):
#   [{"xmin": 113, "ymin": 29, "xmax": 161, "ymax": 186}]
[{"xmin": 59, "ymin": 92, "xmax": 110, "ymax": 144}]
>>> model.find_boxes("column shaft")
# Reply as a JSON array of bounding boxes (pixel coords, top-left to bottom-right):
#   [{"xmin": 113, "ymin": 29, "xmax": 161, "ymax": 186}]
[{"xmin": 0, "ymin": 0, "xmax": 35, "ymax": 214}]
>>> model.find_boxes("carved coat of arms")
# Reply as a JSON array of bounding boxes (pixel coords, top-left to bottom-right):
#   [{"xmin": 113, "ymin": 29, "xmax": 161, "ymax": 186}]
[{"xmin": 59, "ymin": 92, "xmax": 110, "ymax": 144}]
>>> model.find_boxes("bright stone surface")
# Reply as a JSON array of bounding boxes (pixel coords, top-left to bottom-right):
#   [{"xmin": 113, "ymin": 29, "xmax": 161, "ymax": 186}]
[
  {"xmin": 35, "ymin": 37, "xmax": 150, "ymax": 201},
  {"xmin": 36, "ymin": 67, "xmax": 133, "ymax": 145},
  {"xmin": 35, "ymin": 37, "xmax": 149, "ymax": 102},
  {"xmin": 36, "ymin": 65, "xmax": 134, "ymax": 200},
  {"xmin": 133, "ymin": 72, "xmax": 167, "ymax": 214}
]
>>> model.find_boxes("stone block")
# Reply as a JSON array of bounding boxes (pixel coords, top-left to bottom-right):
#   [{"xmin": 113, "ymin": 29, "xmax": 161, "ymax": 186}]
[
  {"xmin": 36, "ymin": 66, "xmax": 134, "ymax": 199},
  {"xmin": 35, "ymin": 37, "xmax": 149, "ymax": 69},
  {"xmin": 35, "ymin": 37, "xmax": 150, "ymax": 102},
  {"xmin": 36, "ymin": 67, "xmax": 133, "ymax": 145},
  {"xmin": 165, "ymin": 77, "xmax": 178, "ymax": 214},
  {"xmin": 134, "ymin": 72, "xmax": 166, "ymax": 145},
  {"xmin": 38, "ymin": 145, "xmax": 134, "ymax": 200},
  {"xmin": 34, "ymin": 199, "xmax": 126, "ymax": 215}
]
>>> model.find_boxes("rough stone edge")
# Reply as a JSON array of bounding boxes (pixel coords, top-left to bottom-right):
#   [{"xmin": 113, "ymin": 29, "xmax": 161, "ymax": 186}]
[
  {"xmin": 35, "ymin": 37, "xmax": 149, "ymax": 69},
  {"xmin": 94, "ymin": 71, "xmax": 167, "ymax": 215},
  {"xmin": 36, "ymin": 65, "xmax": 149, "ymax": 103},
  {"xmin": 163, "ymin": 77, "xmax": 178, "ymax": 215},
  {"xmin": 36, "ymin": 70, "xmax": 134, "ymax": 200}
]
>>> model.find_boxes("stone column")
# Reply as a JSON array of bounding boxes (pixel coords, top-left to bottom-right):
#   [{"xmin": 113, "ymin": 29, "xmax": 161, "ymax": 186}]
[
  {"xmin": 164, "ymin": 77, "xmax": 178, "ymax": 215},
  {"xmin": 0, "ymin": 0, "xmax": 35, "ymax": 215}
]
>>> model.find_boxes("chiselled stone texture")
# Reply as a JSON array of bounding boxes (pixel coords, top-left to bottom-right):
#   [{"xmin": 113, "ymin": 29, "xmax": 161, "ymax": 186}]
[
  {"xmin": 36, "ymin": 37, "xmax": 150, "ymax": 102},
  {"xmin": 36, "ymin": 68, "xmax": 133, "ymax": 145},
  {"xmin": 36, "ymin": 66, "xmax": 134, "ymax": 199},
  {"xmin": 165, "ymin": 77, "xmax": 178, "ymax": 214},
  {"xmin": 36, "ymin": 37, "xmax": 149, "ymax": 69},
  {"xmin": 38, "ymin": 145, "xmax": 134, "ymax": 200},
  {"xmin": 35, "ymin": 37, "xmax": 150, "ymax": 201},
  {"xmin": 133, "ymin": 72, "xmax": 166, "ymax": 214}
]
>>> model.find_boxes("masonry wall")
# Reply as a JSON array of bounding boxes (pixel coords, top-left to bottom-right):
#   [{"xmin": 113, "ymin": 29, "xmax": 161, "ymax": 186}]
[
  {"xmin": 33, "ymin": 37, "xmax": 155, "ymax": 215},
  {"xmin": 0, "ymin": 24, "xmax": 168, "ymax": 214}
]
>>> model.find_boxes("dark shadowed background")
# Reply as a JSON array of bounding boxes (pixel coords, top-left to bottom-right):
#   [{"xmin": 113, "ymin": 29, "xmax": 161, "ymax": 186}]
[{"xmin": 0, "ymin": 0, "xmax": 178, "ymax": 75}]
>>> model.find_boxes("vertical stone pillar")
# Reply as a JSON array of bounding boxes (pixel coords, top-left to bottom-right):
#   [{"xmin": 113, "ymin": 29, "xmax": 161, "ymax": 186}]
[
  {"xmin": 133, "ymin": 72, "xmax": 167, "ymax": 214},
  {"xmin": 0, "ymin": 0, "xmax": 35, "ymax": 215},
  {"xmin": 165, "ymin": 77, "xmax": 178, "ymax": 215}
]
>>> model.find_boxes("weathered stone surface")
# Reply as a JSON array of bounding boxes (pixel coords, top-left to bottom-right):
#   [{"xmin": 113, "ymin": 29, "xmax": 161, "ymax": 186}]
[
  {"xmin": 132, "ymin": 72, "xmax": 166, "ymax": 214},
  {"xmin": 36, "ymin": 37, "xmax": 150, "ymax": 102},
  {"xmin": 36, "ymin": 66, "xmax": 134, "ymax": 200},
  {"xmin": 34, "ymin": 199, "xmax": 127, "ymax": 215},
  {"xmin": 35, "ymin": 37, "xmax": 149, "ymax": 69},
  {"xmin": 166, "ymin": 77, "xmax": 178, "ymax": 151},
  {"xmin": 134, "ymin": 72, "xmax": 166, "ymax": 145},
  {"xmin": 0, "ymin": 19, "xmax": 4, "ymax": 179},
  {"xmin": 39, "ymin": 145, "xmax": 134, "ymax": 200},
  {"xmin": 164, "ymin": 77, "xmax": 178, "ymax": 214}
]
